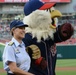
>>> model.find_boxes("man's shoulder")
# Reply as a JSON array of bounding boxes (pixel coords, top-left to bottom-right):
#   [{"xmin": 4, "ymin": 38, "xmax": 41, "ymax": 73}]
[{"xmin": 8, "ymin": 41, "xmax": 14, "ymax": 46}]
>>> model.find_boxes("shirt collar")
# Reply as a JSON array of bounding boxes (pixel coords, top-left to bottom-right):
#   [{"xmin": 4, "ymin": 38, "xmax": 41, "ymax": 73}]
[{"xmin": 12, "ymin": 37, "xmax": 24, "ymax": 47}]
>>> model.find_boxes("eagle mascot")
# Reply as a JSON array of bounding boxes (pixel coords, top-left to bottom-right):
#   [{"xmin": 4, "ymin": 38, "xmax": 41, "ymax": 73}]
[{"xmin": 22, "ymin": 0, "xmax": 74, "ymax": 75}]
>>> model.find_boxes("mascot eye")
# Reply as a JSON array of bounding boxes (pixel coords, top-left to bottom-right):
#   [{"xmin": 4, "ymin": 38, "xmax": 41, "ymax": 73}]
[
  {"xmin": 45, "ymin": 8, "xmax": 54, "ymax": 13},
  {"xmin": 49, "ymin": 7, "xmax": 55, "ymax": 12}
]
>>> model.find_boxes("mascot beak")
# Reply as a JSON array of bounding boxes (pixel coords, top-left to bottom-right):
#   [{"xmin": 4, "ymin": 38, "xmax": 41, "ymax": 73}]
[
  {"xmin": 50, "ymin": 10, "xmax": 62, "ymax": 29},
  {"xmin": 51, "ymin": 10, "xmax": 62, "ymax": 18}
]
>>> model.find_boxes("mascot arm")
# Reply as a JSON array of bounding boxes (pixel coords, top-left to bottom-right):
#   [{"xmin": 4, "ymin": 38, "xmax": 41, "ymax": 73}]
[
  {"xmin": 26, "ymin": 45, "xmax": 47, "ymax": 70},
  {"xmin": 55, "ymin": 23, "xmax": 74, "ymax": 42}
]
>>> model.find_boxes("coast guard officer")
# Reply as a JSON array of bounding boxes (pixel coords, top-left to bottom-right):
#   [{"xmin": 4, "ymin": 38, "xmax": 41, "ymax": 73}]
[{"xmin": 2, "ymin": 20, "xmax": 34, "ymax": 75}]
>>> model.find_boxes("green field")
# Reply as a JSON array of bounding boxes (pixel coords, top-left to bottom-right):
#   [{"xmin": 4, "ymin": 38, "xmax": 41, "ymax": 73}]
[
  {"xmin": 56, "ymin": 59, "xmax": 76, "ymax": 67},
  {"xmin": 56, "ymin": 71, "xmax": 76, "ymax": 75},
  {"xmin": 56, "ymin": 59, "xmax": 76, "ymax": 75},
  {"xmin": 0, "ymin": 59, "xmax": 76, "ymax": 75}
]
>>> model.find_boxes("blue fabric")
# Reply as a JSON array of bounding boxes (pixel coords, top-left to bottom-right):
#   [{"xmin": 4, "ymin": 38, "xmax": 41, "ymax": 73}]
[
  {"xmin": 24, "ymin": 0, "xmax": 44, "ymax": 15},
  {"xmin": 22, "ymin": 31, "xmax": 62, "ymax": 75},
  {"xmin": 10, "ymin": 20, "xmax": 28, "ymax": 30}
]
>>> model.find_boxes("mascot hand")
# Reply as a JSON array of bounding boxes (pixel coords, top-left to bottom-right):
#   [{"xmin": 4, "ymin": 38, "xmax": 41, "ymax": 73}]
[
  {"xmin": 58, "ymin": 23, "xmax": 74, "ymax": 41},
  {"xmin": 26, "ymin": 45, "xmax": 41, "ymax": 59},
  {"xmin": 26, "ymin": 45, "xmax": 47, "ymax": 70},
  {"xmin": 35, "ymin": 57, "xmax": 47, "ymax": 70}
]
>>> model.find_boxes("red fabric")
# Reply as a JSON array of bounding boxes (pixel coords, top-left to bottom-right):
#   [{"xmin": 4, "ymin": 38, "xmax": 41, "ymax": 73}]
[
  {"xmin": 39, "ymin": 3, "xmax": 55, "ymax": 10},
  {"xmin": 35, "ymin": 57, "xmax": 43, "ymax": 65}
]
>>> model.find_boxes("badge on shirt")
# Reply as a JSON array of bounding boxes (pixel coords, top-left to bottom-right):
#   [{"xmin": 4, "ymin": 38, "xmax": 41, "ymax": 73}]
[{"xmin": 15, "ymin": 47, "xmax": 20, "ymax": 54}]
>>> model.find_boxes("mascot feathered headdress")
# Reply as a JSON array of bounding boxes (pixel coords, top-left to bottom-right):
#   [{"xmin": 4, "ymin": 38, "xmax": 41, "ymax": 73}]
[{"xmin": 23, "ymin": 0, "xmax": 62, "ymax": 42}]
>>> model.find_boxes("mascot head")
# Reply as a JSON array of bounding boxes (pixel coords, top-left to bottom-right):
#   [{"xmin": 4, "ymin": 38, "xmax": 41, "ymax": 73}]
[{"xmin": 23, "ymin": 0, "xmax": 62, "ymax": 42}]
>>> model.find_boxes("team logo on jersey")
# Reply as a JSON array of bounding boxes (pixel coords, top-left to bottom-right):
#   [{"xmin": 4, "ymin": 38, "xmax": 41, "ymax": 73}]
[{"xmin": 50, "ymin": 44, "xmax": 57, "ymax": 56}]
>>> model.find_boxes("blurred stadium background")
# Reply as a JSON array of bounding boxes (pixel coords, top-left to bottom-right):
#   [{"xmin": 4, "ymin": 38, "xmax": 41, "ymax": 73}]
[{"xmin": 0, "ymin": 0, "xmax": 76, "ymax": 75}]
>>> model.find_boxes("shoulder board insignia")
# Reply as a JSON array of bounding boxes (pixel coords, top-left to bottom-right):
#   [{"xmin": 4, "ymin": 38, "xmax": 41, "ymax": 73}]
[{"xmin": 8, "ymin": 41, "xmax": 14, "ymax": 46}]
